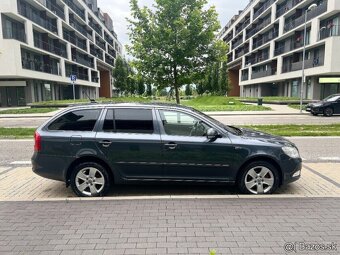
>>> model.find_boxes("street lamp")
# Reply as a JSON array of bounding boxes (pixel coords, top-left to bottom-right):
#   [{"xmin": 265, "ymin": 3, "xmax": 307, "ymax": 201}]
[{"xmin": 300, "ymin": 3, "xmax": 317, "ymax": 113}]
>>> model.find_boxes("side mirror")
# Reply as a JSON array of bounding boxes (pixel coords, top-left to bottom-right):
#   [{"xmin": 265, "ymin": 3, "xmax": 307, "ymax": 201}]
[{"xmin": 207, "ymin": 128, "xmax": 218, "ymax": 140}]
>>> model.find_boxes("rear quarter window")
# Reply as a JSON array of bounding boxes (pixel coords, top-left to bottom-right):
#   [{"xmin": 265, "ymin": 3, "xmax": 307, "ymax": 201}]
[{"xmin": 48, "ymin": 109, "xmax": 101, "ymax": 131}]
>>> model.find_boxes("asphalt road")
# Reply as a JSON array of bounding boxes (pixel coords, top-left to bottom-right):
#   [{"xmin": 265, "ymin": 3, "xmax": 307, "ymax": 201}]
[
  {"xmin": 1, "ymin": 137, "xmax": 339, "ymax": 166},
  {"xmin": 1, "ymin": 114, "xmax": 340, "ymax": 128}
]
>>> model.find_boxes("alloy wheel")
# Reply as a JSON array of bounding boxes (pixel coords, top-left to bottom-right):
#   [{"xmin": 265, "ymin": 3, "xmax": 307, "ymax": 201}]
[
  {"xmin": 244, "ymin": 166, "xmax": 274, "ymax": 194},
  {"xmin": 75, "ymin": 167, "xmax": 105, "ymax": 196}
]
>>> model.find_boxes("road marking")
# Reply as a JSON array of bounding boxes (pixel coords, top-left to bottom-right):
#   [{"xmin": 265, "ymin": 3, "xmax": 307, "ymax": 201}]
[
  {"xmin": 318, "ymin": 157, "xmax": 340, "ymax": 161},
  {"xmin": 10, "ymin": 161, "xmax": 31, "ymax": 165},
  {"xmin": 303, "ymin": 164, "xmax": 340, "ymax": 188}
]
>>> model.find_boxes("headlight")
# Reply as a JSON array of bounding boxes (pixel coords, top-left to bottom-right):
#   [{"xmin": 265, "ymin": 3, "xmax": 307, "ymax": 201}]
[{"xmin": 282, "ymin": 146, "xmax": 300, "ymax": 158}]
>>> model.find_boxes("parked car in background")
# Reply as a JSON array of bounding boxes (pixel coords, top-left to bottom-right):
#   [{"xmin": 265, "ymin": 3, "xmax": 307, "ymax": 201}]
[
  {"xmin": 306, "ymin": 94, "xmax": 340, "ymax": 116},
  {"xmin": 32, "ymin": 103, "xmax": 302, "ymax": 197}
]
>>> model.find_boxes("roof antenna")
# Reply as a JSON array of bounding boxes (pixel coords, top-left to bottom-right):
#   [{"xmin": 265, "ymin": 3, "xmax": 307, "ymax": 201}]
[{"xmin": 82, "ymin": 90, "xmax": 97, "ymax": 104}]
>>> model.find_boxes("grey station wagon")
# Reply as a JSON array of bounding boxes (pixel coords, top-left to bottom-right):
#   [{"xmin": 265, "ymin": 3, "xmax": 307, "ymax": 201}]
[{"xmin": 32, "ymin": 103, "xmax": 302, "ymax": 197}]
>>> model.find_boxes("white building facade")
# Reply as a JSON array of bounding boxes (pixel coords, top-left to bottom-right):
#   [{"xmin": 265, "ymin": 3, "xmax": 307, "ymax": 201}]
[
  {"xmin": 0, "ymin": 0, "xmax": 122, "ymax": 106},
  {"xmin": 219, "ymin": 0, "xmax": 340, "ymax": 99}
]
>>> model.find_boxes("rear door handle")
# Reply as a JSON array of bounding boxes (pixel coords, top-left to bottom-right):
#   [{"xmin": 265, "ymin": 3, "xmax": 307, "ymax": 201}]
[
  {"xmin": 99, "ymin": 140, "xmax": 112, "ymax": 148},
  {"xmin": 165, "ymin": 143, "xmax": 177, "ymax": 150}
]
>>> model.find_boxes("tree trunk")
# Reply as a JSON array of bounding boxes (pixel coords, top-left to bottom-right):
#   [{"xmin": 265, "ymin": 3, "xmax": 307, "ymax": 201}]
[{"xmin": 174, "ymin": 65, "xmax": 180, "ymax": 104}]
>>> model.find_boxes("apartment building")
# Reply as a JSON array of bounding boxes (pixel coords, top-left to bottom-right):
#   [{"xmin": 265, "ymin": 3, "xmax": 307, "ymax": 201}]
[
  {"xmin": 0, "ymin": 0, "xmax": 122, "ymax": 107},
  {"xmin": 219, "ymin": 0, "xmax": 340, "ymax": 99}
]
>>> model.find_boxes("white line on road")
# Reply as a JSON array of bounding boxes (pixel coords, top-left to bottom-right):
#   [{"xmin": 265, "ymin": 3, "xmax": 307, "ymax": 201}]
[
  {"xmin": 10, "ymin": 161, "xmax": 31, "ymax": 165},
  {"xmin": 318, "ymin": 157, "xmax": 340, "ymax": 161}
]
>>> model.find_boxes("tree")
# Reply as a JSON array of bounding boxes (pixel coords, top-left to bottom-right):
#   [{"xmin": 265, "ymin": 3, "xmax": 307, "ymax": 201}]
[
  {"xmin": 112, "ymin": 56, "xmax": 128, "ymax": 93},
  {"xmin": 210, "ymin": 62, "xmax": 220, "ymax": 94},
  {"xmin": 127, "ymin": 0, "xmax": 227, "ymax": 104},
  {"xmin": 137, "ymin": 78, "xmax": 145, "ymax": 95},
  {"xmin": 185, "ymin": 84, "xmax": 192, "ymax": 96},
  {"xmin": 219, "ymin": 61, "xmax": 228, "ymax": 95},
  {"xmin": 146, "ymin": 84, "xmax": 152, "ymax": 96}
]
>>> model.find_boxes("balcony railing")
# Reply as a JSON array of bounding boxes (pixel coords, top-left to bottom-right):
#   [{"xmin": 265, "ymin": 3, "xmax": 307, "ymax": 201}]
[
  {"xmin": 91, "ymin": 76, "xmax": 99, "ymax": 83},
  {"xmin": 18, "ymin": 2, "xmax": 58, "ymax": 33},
  {"xmin": 319, "ymin": 25, "xmax": 340, "ymax": 40},
  {"xmin": 246, "ymin": 52, "xmax": 269, "ymax": 65},
  {"xmin": 246, "ymin": 18, "xmax": 271, "ymax": 40},
  {"xmin": 69, "ymin": 18, "xmax": 87, "ymax": 36},
  {"xmin": 284, "ymin": 1, "xmax": 328, "ymax": 32},
  {"xmin": 3, "ymin": 28, "xmax": 26, "ymax": 43},
  {"xmin": 63, "ymin": 0, "xmax": 85, "ymax": 20},
  {"xmin": 96, "ymin": 38, "xmax": 106, "ymax": 51},
  {"xmin": 66, "ymin": 69, "xmax": 89, "ymax": 81},
  {"xmin": 282, "ymin": 56, "xmax": 324, "ymax": 73},
  {"xmin": 251, "ymin": 67, "xmax": 276, "ymax": 79},
  {"xmin": 72, "ymin": 54, "xmax": 94, "ymax": 68},
  {"xmin": 22, "ymin": 58, "xmax": 61, "ymax": 75},
  {"xmin": 63, "ymin": 31, "xmax": 87, "ymax": 51},
  {"xmin": 253, "ymin": 0, "xmax": 275, "ymax": 20},
  {"xmin": 232, "ymin": 38, "xmax": 243, "ymax": 50},
  {"xmin": 241, "ymin": 72, "xmax": 249, "ymax": 81},
  {"xmin": 105, "ymin": 55, "xmax": 114, "ymax": 66},
  {"xmin": 89, "ymin": 21, "xmax": 102, "ymax": 36},
  {"xmin": 276, "ymin": 0, "xmax": 303, "ymax": 19},
  {"xmin": 34, "ymin": 37, "xmax": 67, "ymax": 58},
  {"xmin": 37, "ymin": 0, "xmax": 65, "ymax": 20}
]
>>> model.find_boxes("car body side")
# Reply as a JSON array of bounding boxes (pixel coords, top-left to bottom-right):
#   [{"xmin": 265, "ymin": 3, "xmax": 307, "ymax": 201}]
[{"xmin": 32, "ymin": 105, "xmax": 301, "ymax": 187}]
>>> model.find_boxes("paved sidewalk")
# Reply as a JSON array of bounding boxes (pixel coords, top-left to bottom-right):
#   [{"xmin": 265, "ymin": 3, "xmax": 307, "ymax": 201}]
[{"xmin": 0, "ymin": 198, "xmax": 339, "ymax": 255}]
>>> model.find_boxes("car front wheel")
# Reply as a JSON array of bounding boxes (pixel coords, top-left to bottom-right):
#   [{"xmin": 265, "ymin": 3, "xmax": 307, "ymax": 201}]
[
  {"xmin": 70, "ymin": 162, "xmax": 111, "ymax": 197},
  {"xmin": 238, "ymin": 161, "xmax": 280, "ymax": 195}
]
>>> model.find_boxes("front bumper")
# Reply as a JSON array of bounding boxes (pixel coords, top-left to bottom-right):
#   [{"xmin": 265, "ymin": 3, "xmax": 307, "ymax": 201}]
[
  {"xmin": 310, "ymin": 107, "xmax": 324, "ymax": 114},
  {"xmin": 281, "ymin": 159, "xmax": 302, "ymax": 184}
]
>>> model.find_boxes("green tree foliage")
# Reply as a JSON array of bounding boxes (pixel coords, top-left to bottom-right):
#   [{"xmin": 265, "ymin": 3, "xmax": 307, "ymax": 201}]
[
  {"xmin": 185, "ymin": 84, "xmax": 193, "ymax": 96},
  {"xmin": 112, "ymin": 56, "xmax": 128, "ymax": 93},
  {"xmin": 218, "ymin": 61, "xmax": 229, "ymax": 95},
  {"xmin": 146, "ymin": 84, "xmax": 152, "ymax": 96},
  {"xmin": 127, "ymin": 0, "xmax": 227, "ymax": 104},
  {"xmin": 137, "ymin": 78, "xmax": 145, "ymax": 95}
]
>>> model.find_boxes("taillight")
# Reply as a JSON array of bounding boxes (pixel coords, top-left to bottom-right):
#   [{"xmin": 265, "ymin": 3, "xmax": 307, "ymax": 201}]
[{"xmin": 34, "ymin": 131, "xmax": 41, "ymax": 152}]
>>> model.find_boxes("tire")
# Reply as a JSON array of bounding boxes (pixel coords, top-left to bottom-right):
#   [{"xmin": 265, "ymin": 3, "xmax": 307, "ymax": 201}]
[
  {"xmin": 70, "ymin": 162, "xmax": 111, "ymax": 197},
  {"xmin": 323, "ymin": 107, "xmax": 333, "ymax": 117},
  {"xmin": 312, "ymin": 112, "xmax": 318, "ymax": 116},
  {"xmin": 237, "ymin": 161, "xmax": 280, "ymax": 195}
]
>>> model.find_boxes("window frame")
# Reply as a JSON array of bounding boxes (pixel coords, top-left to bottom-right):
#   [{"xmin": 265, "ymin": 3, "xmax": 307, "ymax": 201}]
[
  {"xmin": 99, "ymin": 107, "xmax": 158, "ymax": 135},
  {"xmin": 156, "ymin": 108, "xmax": 214, "ymax": 138},
  {"xmin": 46, "ymin": 108, "xmax": 103, "ymax": 132}
]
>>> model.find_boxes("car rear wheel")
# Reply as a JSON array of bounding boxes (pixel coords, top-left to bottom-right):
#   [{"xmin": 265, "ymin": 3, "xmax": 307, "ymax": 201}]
[
  {"xmin": 70, "ymin": 162, "xmax": 111, "ymax": 197},
  {"xmin": 323, "ymin": 107, "xmax": 333, "ymax": 117},
  {"xmin": 238, "ymin": 161, "xmax": 280, "ymax": 195}
]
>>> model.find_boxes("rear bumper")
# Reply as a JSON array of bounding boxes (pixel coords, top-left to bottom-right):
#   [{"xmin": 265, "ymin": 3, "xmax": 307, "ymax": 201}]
[{"xmin": 32, "ymin": 152, "xmax": 72, "ymax": 182}]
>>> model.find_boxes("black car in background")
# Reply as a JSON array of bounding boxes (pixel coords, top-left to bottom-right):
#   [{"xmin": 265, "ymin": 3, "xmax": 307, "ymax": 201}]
[
  {"xmin": 32, "ymin": 103, "xmax": 302, "ymax": 197},
  {"xmin": 306, "ymin": 94, "xmax": 340, "ymax": 116}
]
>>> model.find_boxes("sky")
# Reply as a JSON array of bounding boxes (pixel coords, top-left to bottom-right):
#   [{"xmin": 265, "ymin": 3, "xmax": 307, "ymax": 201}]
[{"xmin": 97, "ymin": 0, "xmax": 249, "ymax": 55}]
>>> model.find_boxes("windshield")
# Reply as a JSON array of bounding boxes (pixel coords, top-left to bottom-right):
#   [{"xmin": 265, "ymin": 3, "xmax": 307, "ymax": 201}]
[
  {"xmin": 193, "ymin": 109, "xmax": 241, "ymax": 135},
  {"xmin": 325, "ymin": 95, "xmax": 340, "ymax": 102}
]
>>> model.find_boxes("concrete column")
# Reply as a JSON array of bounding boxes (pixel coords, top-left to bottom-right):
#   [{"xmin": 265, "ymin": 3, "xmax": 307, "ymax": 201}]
[
  {"xmin": 271, "ymin": 4, "xmax": 276, "ymax": 24},
  {"xmin": 310, "ymin": 19, "xmax": 320, "ymax": 44},
  {"xmin": 25, "ymin": 21, "xmax": 34, "ymax": 47},
  {"xmin": 65, "ymin": 6, "xmax": 69, "ymax": 24},
  {"xmin": 57, "ymin": 19, "xmax": 63, "ymax": 38},
  {"xmin": 278, "ymin": 16, "xmax": 285, "ymax": 37}
]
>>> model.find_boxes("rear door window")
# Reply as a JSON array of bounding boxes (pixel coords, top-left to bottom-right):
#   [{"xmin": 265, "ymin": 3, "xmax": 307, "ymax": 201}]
[
  {"xmin": 48, "ymin": 109, "xmax": 101, "ymax": 131},
  {"xmin": 102, "ymin": 108, "xmax": 154, "ymax": 134}
]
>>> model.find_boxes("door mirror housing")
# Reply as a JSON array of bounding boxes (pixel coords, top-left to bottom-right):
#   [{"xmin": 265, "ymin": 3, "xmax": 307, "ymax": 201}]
[{"xmin": 206, "ymin": 128, "xmax": 219, "ymax": 140}]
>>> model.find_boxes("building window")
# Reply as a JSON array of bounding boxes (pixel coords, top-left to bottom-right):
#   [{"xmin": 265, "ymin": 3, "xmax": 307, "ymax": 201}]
[{"xmin": 1, "ymin": 14, "xmax": 26, "ymax": 42}]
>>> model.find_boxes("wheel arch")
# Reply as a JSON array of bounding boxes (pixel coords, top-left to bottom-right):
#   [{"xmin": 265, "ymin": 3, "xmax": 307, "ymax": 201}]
[
  {"xmin": 237, "ymin": 155, "xmax": 283, "ymax": 186},
  {"xmin": 65, "ymin": 156, "xmax": 114, "ymax": 187}
]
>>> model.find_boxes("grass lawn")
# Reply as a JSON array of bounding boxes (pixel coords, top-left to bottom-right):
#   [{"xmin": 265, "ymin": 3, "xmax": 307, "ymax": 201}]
[
  {"xmin": 2, "ymin": 124, "xmax": 340, "ymax": 139},
  {"xmin": 288, "ymin": 104, "xmax": 307, "ymax": 110},
  {"xmin": 182, "ymin": 96, "xmax": 271, "ymax": 111},
  {"xmin": 244, "ymin": 124, "xmax": 340, "ymax": 137},
  {"xmin": 0, "ymin": 108, "xmax": 59, "ymax": 114},
  {"xmin": 0, "ymin": 128, "xmax": 36, "ymax": 139}
]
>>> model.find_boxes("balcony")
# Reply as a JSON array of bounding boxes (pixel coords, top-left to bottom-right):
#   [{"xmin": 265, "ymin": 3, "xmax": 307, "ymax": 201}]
[
  {"xmin": 72, "ymin": 54, "xmax": 94, "ymax": 68},
  {"xmin": 283, "ymin": 56, "xmax": 324, "ymax": 73},
  {"xmin": 63, "ymin": 31, "xmax": 87, "ymax": 51},
  {"xmin": 253, "ymin": 0, "xmax": 275, "ymax": 20},
  {"xmin": 276, "ymin": 0, "xmax": 303, "ymax": 18},
  {"xmin": 105, "ymin": 54, "xmax": 114, "ymax": 66},
  {"xmin": 241, "ymin": 71, "xmax": 249, "ymax": 81},
  {"xmin": 22, "ymin": 57, "xmax": 61, "ymax": 75},
  {"xmin": 251, "ymin": 67, "xmax": 277, "ymax": 79},
  {"xmin": 232, "ymin": 38, "xmax": 243, "ymax": 50},
  {"xmin": 284, "ymin": 1, "xmax": 328, "ymax": 32},
  {"xmin": 18, "ymin": 0, "xmax": 58, "ymax": 34},
  {"xmin": 63, "ymin": 0, "xmax": 85, "ymax": 20},
  {"xmin": 246, "ymin": 17, "xmax": 271, "ymax": 40},
  {"xmin": 37, "ymin": 0, "xmax": 65, "ymax": 20},
  {"xmin": 246, "ymin": 51, "xmax": 269, "ymax": 65},
  {"xmin": 89, "ymin": 21, "xmax": 102, "ymax": 36},
  {"xmin": 2, "ymin": 27, "xmax": 26, "ymax": 43},
  {"xmin": 69, "ymin": 17, "xmax": 87, "ymax": 36},
  {"xmin": 96, "ymin": 37, "xmax": 106, "ymax": 51},
  {"xmin": 34, "ymin": 37, "xmax": 67, "ymax": 58},
  {"xmin": 235, "ymin": 18, "xmax": 250, "ymax": 35},
  {"xmin": 104, "ymin": 32, "xmax": 114, "ymax": 45},
  {"xmin": 108, "ymin": 47, "xmax": 116, "ymax": 58},
  {"xmin": 90, "ymin": 46, "xmax": 104, "ymax": 60},
  {"xmin": 320, "ymin": 25, "xmax": 340, "ymax": 40}
]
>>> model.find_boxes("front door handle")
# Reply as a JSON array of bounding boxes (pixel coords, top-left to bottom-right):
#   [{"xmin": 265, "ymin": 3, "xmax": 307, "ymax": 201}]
[
  {"xmin": 99, "ymin": 140, "xmax": 112, "ymax": 148},
  {"xmin": 165, "ymin": 142, "xmax": 177, "ymax": 150}
]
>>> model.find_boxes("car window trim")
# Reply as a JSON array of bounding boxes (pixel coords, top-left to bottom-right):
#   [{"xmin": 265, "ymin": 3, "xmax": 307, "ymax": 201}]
[
  {"xmin": 97, "ymin": 107, "xmax": 159, "ymax": 135},
  {"xmin": 155, "ymin": 108, "xmax": 227, "ymax": 138}
]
